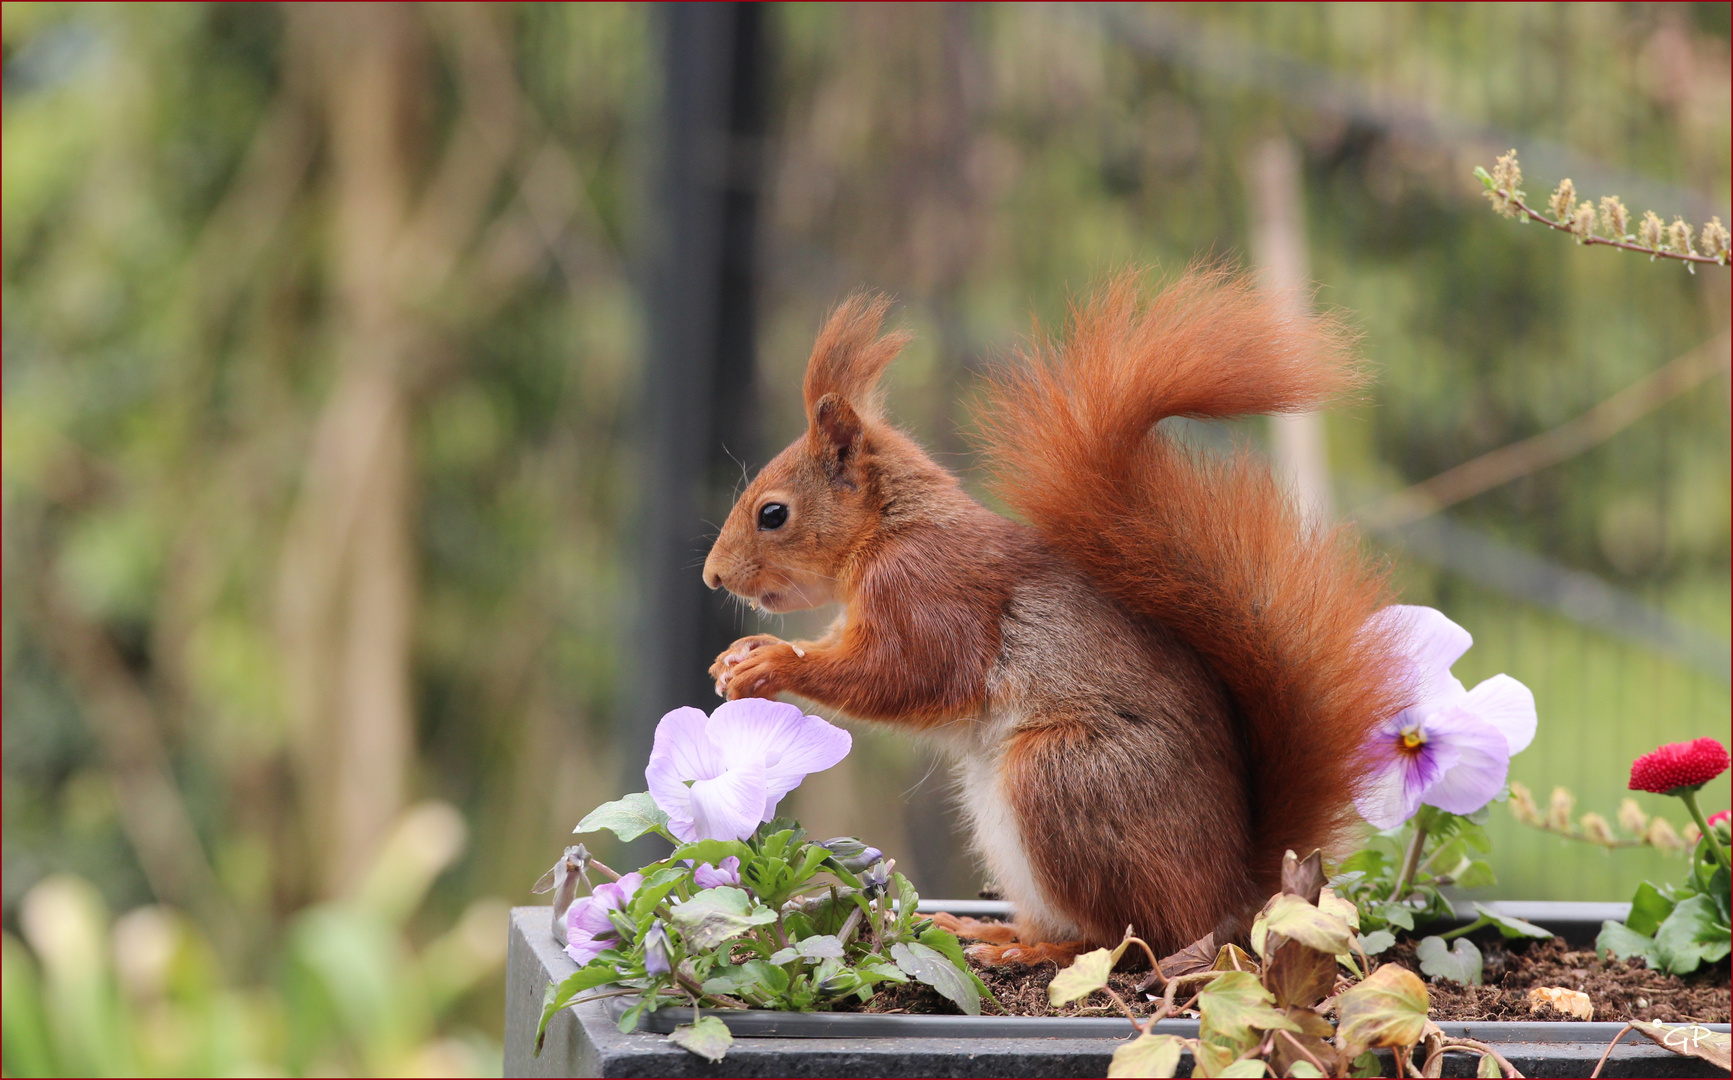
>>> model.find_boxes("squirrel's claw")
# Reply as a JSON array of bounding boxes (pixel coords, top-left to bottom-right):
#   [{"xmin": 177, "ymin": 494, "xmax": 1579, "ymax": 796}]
[{"xmin": 709, "ymin": 634, "xmax": 787, "ymax": 697}]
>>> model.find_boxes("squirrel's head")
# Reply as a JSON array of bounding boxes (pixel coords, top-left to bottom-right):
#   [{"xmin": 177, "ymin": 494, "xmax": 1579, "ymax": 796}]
[{"xmin": 702, "ymin": 294, "xmax": 911, "ymax": 613}]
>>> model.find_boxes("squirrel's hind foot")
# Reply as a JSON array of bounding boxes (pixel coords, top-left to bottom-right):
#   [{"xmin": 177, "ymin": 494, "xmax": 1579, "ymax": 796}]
[
  {"xmin": 927, "ymin": 912, "xmax": 1019, "ymax": 945},
  {"xmin": 964, "ymin": 939, "xmax": 1089, "ymax": 967},
  {"xmin": 929, "ymin": 914, "xmax": 1087, "ymax": 966}
]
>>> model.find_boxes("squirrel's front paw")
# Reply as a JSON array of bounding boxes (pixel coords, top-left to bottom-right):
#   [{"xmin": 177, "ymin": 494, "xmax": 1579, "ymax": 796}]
[
  {"xmin": 719, "ymin": 640, "xmax": 799, "ymax": 700},
  {"xmin": 709, "ymin": 634, "xmax": 786, "ymax": 697}
]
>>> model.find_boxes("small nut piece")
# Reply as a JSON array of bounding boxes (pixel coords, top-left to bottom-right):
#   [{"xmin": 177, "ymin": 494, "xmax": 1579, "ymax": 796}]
[{"xmin": 1528, "ymin": 985, "xmax": 1593, "ymax": 1020}]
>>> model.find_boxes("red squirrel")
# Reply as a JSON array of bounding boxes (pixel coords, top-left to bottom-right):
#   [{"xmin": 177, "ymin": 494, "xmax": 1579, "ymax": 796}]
[{"xmin": 700, "ymin": 268, "xmax": 1407, "ymax": 961}]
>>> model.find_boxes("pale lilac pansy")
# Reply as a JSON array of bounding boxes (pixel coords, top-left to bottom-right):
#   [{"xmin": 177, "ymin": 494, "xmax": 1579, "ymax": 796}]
[
  {"xmin": 645, "ymin": 699, "xmax": 852, "ymax": 843},
  {"xmin": 565, "ymin": 872, "xmax": 644, "ymax": 965},
  {"xmin": 1355, "ymin": 606, "xmax": 1537, "ymax": 829}
]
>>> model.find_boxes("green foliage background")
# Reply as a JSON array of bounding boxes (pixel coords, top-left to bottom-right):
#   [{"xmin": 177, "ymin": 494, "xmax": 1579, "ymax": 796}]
[{"xmin": 3, "ymin": 3, "xmax": 1727, "ymax": 1074}]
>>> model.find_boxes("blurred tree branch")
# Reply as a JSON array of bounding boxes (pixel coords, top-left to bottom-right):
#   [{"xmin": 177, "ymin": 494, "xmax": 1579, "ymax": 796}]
[{"xmin": 1356, "ymin": 333, "xmax": 1732, "ymax": 533}]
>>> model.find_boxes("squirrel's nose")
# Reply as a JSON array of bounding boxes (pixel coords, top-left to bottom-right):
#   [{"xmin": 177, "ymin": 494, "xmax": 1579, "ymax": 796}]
[{"xmin": 701, "ymin": 552, "xmax": 723, "ymax": 591}]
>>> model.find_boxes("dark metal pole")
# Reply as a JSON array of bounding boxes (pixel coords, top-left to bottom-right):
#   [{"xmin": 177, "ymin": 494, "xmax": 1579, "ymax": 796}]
[{"xmin": 626, "ymin": 3, "xmax": 768, "ymax": 854}]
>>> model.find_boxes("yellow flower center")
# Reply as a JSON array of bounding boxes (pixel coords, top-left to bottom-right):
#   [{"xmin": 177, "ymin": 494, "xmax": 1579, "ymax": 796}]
[{"xmin": 1400, "ymin": 728, "xmax": 1425, "ymax": 751}]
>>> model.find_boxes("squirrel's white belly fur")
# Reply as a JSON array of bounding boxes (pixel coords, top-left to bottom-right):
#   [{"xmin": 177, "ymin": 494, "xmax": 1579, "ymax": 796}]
[{"xmin": 947, "ymin": 706, "xmax": 1083, "ymax": 943}]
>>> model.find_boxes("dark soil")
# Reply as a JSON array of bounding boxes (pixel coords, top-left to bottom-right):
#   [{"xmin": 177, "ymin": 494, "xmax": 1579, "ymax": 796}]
[
  {"xmin": 1381, "ymin": 935, "xmax": 1731, "ymax": 1025},
  {"xmin": 854, "ymin": 932, "xmax": 1732, "ymax": 1024}
]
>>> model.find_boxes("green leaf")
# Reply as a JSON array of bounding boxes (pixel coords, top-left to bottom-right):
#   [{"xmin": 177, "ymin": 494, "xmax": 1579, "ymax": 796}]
[
  {"xmin": 1416, "ymin": 935, "xmax": 1483, "ymax": 985},
  {"xmin": 1358, "ymin": 930, "xmax": 1396, "ymax": 956},
  {"xmin": 1472, "ymin": 904, "xmax": 1552, "ymax": 940},
  {"xmin": 767, "ymin": 934, "xmax": 845, "ymax": 965},
  {"xmin": 1595, "ymin": 920, "xmax": 1659, "ymax": 967},
  {"xmin": 1197, "ymin": 970, "xmax": 1298, "ymax": 1053},
  {"xmin": 1627, "ymin": 881, "xmax": 1677, "ymax": 937},
  {"xmin": 1258, "ymin": 894, "xmax": 1354, "ymax": 956},
  {"xmin": 668, "ymin": 838, "xmax": 754, "ymax": 868},
  {"xmin": 629, "ymin": 866, "xmax": 687, "ymax": 920},
  {"xmin": 535, "ymin": 965, "xmax": 622, "ymax": 1052},
  {"xmin": 1349, "ymin": 1050, "xmax": 1382, "ymax": 1077},
  {"xmin": 1474, "ymin": 165, "xmax": 1495, "ymax": 188},
  {"xmin": 892, "ymin": 872, "xmax": 920, "ymax": 933},
  {"xmin": 1108, "ymin": 1032, "xmax": 1185, "ymax": 1078},
  {"xmin": 1214, "ymin": 1060, "xmax": 1267, "ymax": 1077},
  {"xmin": 668, "ymin": 886, "xmax": 777, "ymax": 951},
  {"xmin": 1335, "ymin": 964, "xmax": 1428, "ymax": 1055},
  {"xmin": 1047, "ymin": 941, "xmax": 1127, "ymax": 1005},
  {"xmin": 1653, "ymin": 895, "xmax": 1733, "ymax": 975},
  {"xmin": 1454, "ymin": 860, "xmax": 1497, "ymax": 890},
  {"xmin": 701, "ymin": 959, "xmax": 788, "ymax": 998},
  {"xmin": 1290, "ymin": 1062, "xmax": 1324, "ymax": 1078},
  {"xmin": 1336, "ymin": 849, "xmax": 1389, "ymax": 878},
  {"xmin": 668, "ymin": 1015, "xmax": 733, "ymax": 1062},
  {"xmin": 1477, "ymin": 1051, "xmax": 1503, "ymax": 1077},
  {"xmin": 1706, "ymin": 865, "xmax": 1731, "ymax": 925},
  {"xmin": 575, "ymin": 793, "xmax": 670, "ymax": 842},
  {"xmin": 1372, "ymin": 902, "xmax": 1415, "ymax": 932},
  {"xmin": 891, "ymin": 941, "xmax": 980, "ymax": 1015},
  {"xmin": 1457, "ymin": 822, "xmax": 1492, "ymax": 853}
]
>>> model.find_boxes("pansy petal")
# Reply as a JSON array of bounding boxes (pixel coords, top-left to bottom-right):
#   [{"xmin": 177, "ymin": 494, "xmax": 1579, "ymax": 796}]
[
  {"xmin": 567, "ymin": 896, "xmax": 614, "ymax": 940},
  {"xmin": 1460, "ymin": 674, "xmax": 1536, "ymax": 755},
  {"xmin": 1419, "ymin": 709, "xmax": 1511, "ymax": 815},
  {"xmin": 708, "ymin": 698, "xmax": 852, "ymax": 804},
  {"xmin": 1355, "ymin": 733, "xmax": 1458, "ymax": 829},
  {"xmin": 1354, "ymin": 762, "xmax": 1420, "ymax": 830},
  {"xmin": 686, "ymin": 761, "xmax": 769, "ymax": 842},
  {"xmin": 1372, "ymin": 605, "xmax": 1473, "ymax": 705},
  {"xmin": 646, "ymin": 709, "xmax": 719, "ymax": 836},
  {"xmin": 648, "ymin": 706, "xmax": 728, "ymax": 783}
]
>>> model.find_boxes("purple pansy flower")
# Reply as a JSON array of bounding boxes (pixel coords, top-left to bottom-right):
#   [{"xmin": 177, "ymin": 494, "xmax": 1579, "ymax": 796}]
[
  {"xmin": 646, "ymin": 699, "xmax": 852, "ymax": 843},
  {"xmin": 692, "ymin": 855, "xmax": 741, "ymax": 889},
  {"xmin": 1355, "ymin": 606, "xmax": 1537, "ymax": 829},
  {"xmin": 565, "ymin": 872, "xmax": 645, "ymax": 965}
]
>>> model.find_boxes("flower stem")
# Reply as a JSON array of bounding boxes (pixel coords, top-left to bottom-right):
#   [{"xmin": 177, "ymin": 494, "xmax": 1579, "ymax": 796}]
[
  {"xmin": 1678, "ymin": 789, "xmax": 1730, "ymax": 872},
  {"xmin": 1390, "ymin": 821, "xmax": 1430, "ymax": 902},
  {"xmin": 1438, "ymin": 915, "xmax": 1491, "ymax": 942}
]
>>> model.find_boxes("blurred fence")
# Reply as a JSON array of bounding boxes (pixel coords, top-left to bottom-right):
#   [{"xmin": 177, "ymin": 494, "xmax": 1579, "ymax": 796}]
[{"xmin": 3, "ymin": 4, "xmax": 1727, "ymax": 1075}]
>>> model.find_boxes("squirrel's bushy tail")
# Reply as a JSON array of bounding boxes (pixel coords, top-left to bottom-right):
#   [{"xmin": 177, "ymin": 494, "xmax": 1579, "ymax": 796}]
[{"xmin": 977, "ymin": 267, "xmax": 1406, "ymax": 892}]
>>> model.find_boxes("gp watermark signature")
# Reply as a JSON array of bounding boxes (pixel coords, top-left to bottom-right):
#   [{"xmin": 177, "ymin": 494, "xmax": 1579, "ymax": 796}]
[{"xmin": 1660, "ymin": 1024, "xmax": 1719, "ymax": 1051}]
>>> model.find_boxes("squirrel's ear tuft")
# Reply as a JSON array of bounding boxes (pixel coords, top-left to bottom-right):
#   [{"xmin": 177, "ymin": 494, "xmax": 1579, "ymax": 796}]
[
  {"xmin": 802, "ymin": 292, "xmax": 912, "ymax": 422},
  {"xmin": 810, "ymin": 393, "xmax": 864, "ymax": 485}
]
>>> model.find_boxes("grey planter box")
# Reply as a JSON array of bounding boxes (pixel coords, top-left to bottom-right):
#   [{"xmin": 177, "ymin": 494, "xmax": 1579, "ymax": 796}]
[{"xmin": 504, "ymin": 902, "xmax": 1729, "ymax": 1078}]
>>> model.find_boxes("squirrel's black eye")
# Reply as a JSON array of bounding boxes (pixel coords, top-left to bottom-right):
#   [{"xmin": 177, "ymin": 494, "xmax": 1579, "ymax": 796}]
[{"xmin": 757, "ymin": 502, "xmax": 788, "ymax": 530}]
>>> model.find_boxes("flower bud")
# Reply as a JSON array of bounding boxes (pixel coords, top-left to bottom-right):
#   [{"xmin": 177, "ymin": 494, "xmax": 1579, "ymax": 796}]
[
  {"xmin": 1700, "ymin": 218, "xmax": 1731, "ymax": 262},
  {"xmin": 1667, "ymin": 217, "xmax": 1696, "ymax": 256},
  {"xmin": 859, "ymin": 862, "xmax": 891, "ymax": 899},
  {"xmin": 1645, "ymin": 816, "xmax": 1684, "ymax": 854},
  {"xmin": 1546, "ymin": 786, "xmax": 1576, "ymax": 832},
  {"xmin": 821, "ymin": 837, "xmax": 886, "ymax": 873},
  {"xmin": 644, "ymin": 920, "xmax": 673, "ymax": 976},
  {"xmin": 1572, "ymin": 201, "xmax": 1596, "ymax": 241},
  {"xmin": 1487, "ymin": 150, "xmax": 1524, "ymax": 218},
  {"xmin": 1548, "ymin": 179, "xmax": 1576, "ymax": 221},
  {"xmin": 1508, "ymin": 782, "xmax": 1541, "ymax": 825},
  {"xmin": 1617, "ymin": 798, "xmax": 1648, "ymax": 837},
  {"xmin": 1639, "ymin": 211, "xmax": 1665, "ymax": 251},
  {"xmin": 1579, "ymin": 812, "xmax": 1616, "ymax": 846},
  {"xmin": 1600, "ymin": 196, "xmax": 1629, "ymax": 239}
]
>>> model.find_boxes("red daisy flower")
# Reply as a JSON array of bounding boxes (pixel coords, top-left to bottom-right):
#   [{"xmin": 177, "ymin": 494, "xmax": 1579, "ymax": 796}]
[
  {"xmin": 1710, "ymin": 809, "xmax": 1731, "ymax": 829},
  {"xmin": 1628, "ymin": 738, "xmax": 1731, "ymax": 795}
]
